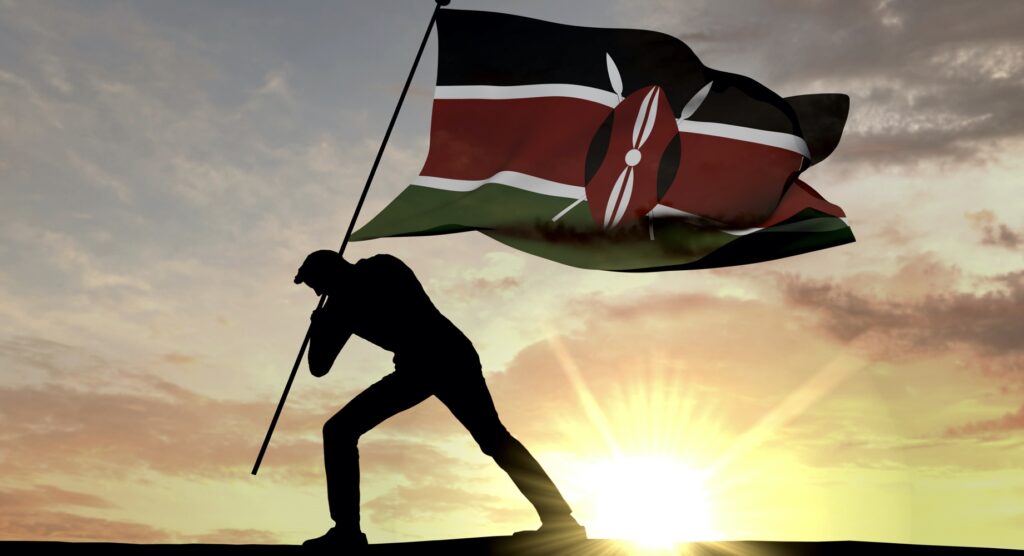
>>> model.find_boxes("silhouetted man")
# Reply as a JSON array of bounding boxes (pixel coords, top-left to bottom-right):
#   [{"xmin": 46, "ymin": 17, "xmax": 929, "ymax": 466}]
[{"xmin": 295, "ymin": 251, "xmax": 585, "ymax": 548}]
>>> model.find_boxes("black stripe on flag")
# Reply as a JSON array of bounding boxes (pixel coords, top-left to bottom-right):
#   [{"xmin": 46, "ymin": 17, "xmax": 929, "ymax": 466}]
[{"xmin": 436, "ymin": 9, "xmax": 803, "ymax": 136}]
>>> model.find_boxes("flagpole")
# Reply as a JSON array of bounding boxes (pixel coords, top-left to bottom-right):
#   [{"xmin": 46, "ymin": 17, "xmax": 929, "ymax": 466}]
[{"xmin": 252, "ymin": 0, "xmax": 450, "ymax": 476}]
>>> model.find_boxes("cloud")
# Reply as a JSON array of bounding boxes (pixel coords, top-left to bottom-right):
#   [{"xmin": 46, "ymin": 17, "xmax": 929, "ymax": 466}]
[
  {"xmin": 0, "ymin": 486, "xmax": 283, "ymax": 543},
  {"xmin": 432, "ymin": 251, "xmax": 526, "ymax": 301},
  {"xmin": 0, "ymin": 337, "xmax": 335, "ymax": 484},
  {"xmin": 0, "ymin": 336, "xmax": 108, "ymax": 380},
  {"xmin": 966, "ymin": 210, "xmax": 1023, "ymax": 250},
  {"xmin": 780, "ymin": 260, "xmax": 1024, "ymax": 359},
  {"xmin": 478, "ymin": 288, "xmax": 865, "ymax": 458},
  {"xmin": 183, "ymin": 528, "xmax": 283, "ymax": 545},
  {"xmin": 64, "ymin": 148, "xmax": 135, "ymax": 204},
  {"xmin": 617, "ymin": 0, "xmax": 1024, "ymax": 165},
  {"xmin": 357, "ymin": 439, "xmax": 467, "ymax": 486},
  {"xmin": 946, "ymin": 404, "xmax": 1024, "ymax": 438},
  {"xmin": 0, "ymin": 511, "xmax": 173, "ymax": 543},
  {"xmin": 0, "ymin": 486, "xmax": 169, "ymax": 543},
  {"xmin": 161, "ymin": 352, "xmax": 199, "ymax": 365},
  {"xmin": 364, "ymin": 483, "xmax": 504, "ymax": 523},
  {"xmin": 461, "ymin": 276, "xmax": 522, "ymax": 296},
  {"xmin": 0, "ymin": 0, "xmax": 450, "ymax": 423},
  {"xmin": 361, "ymin": 481, "xmax": 536, "ymax": 535},
  {"xmin": 0, "ymin": 485, "xmax": 112, "ymax": 511},
  {"xmin": 0, "ymin": 223, "xmax": 149, "ymax": 292}
]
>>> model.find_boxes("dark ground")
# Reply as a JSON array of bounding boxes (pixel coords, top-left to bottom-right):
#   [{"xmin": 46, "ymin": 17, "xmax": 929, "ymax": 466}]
[{"xmin": 2, "ymin": 538, "xmax": 1022, "ymax": 555}]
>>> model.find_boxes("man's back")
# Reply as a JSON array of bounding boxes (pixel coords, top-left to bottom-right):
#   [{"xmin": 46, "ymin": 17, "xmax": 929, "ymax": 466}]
[{"xmin": 319, "ymin": 254, "xmax": 473, "ymax": 361}]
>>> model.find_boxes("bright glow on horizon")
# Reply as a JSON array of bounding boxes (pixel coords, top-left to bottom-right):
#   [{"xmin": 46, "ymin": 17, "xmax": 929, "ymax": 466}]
[
  {"xmin": 541, "ymin": 326, "xmax": 879, "ymax": 549},
  {"xmin": 582, "ymin": 454, "xmax": 717, "ymax": 548},
  {"xmin": 545, "ymin": 327, "xmax": 727, "ymax": 547}
]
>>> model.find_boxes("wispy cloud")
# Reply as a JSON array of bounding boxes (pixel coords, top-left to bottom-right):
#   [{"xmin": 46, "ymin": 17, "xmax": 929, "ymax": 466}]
[
  {"xmin": 616, "ymin": 0, "xmax": 1024, "ymax": 165},
  {"xmin": 0, "ymin": 486, "xmax": 165, "ymax": 543},
  {"xmin": 946, "ymin": 404, "xmax": 1024, "ymax": 438},
  {"xmin": 182, "ymin": 528, "xmax": 283, "ymax": 545},
  {"xmin": 966, "ymin": 210, "xmax": 1023, "ymax": 250},
  {"xmin": 781, "ymin": 263, "xmax": 1024, "ymax": 358},
  {"xmin": 364, "ymin": 483, "xmax": 504, "ymax": 524},
  {"xmin": 0, "ymin": 510, "xmax": 173, "ymax": 543},
  {"xmin": 0, "ymin": 485, "xmax": 112, "ymax": 511},
  {"xmin": 0, "ymin": 338, "xmax": 330, "ymax": 483}
]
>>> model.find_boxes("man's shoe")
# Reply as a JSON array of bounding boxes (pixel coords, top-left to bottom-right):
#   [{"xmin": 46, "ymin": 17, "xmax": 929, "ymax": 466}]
[
  {"xmin": 302, "ymin": 527, "xmax": 368, "ymax": 549},
  {"xmin": 513, "ymin": 519, "xmax": 588, "ymax": 543}
]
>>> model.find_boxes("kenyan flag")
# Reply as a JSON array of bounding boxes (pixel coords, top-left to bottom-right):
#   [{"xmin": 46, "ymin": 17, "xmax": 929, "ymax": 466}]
[{"xmin": 352, "ymin": 8, "xmax": 854, "ymax": 272}]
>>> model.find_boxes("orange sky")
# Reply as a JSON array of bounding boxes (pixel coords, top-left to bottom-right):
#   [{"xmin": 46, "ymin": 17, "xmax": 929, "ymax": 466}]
[{"xmin": 1, "ymin": 0, "xmax": 1023, "ymax": 550}]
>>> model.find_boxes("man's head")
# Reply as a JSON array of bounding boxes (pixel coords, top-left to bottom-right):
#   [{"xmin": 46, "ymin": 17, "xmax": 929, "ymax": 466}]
[{"xmin": 294, "ymin": 250, "xmax": 351, "ymax": 296}]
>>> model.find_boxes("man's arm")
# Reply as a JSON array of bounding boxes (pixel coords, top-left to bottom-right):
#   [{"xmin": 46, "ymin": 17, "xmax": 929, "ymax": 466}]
[{"xmin": 307, "ymin": 302, "xmax": 352, "ymax": 377}]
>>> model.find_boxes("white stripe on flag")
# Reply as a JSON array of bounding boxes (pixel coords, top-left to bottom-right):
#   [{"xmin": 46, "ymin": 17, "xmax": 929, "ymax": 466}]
[
  {"xmin": 714, "ymin": 216, "xmax": 850, "ymax": 236},
  {"xmin": 647, "ymin": 203, "xmax": 847, "ymax": 235},
  {"xmin": 414, "ymin": 172, "xmax": 584, "ymax": 199},
  {"xmin": 677, "ymin": 120, "xmax": 811, "ymax": 158},
  {"xmin": 434, "ymin": 84, "xmax": 810, "ymax": 158},
  {"xmin": 647, "ymin": 203, "xmax": 715, "ymax": 222},
  {"xmin": 435, "ymin": 84, "xmax": 620, "ymax": 108}
]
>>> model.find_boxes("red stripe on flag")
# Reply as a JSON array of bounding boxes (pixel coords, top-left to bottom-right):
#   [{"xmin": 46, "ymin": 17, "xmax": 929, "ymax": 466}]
[
  {"xmin": 660, "ymin": 133, "xmax": 805, "ymax": 227},
  {"xmin": 421, "ymin": 98, "xmax": 611, "ymax": 186},
  {"xmin": 755, "ymin": 180, "xmax": 846, "ymax": 227}
]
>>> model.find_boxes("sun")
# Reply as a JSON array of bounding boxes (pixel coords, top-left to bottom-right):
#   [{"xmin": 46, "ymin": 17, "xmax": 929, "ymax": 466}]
[
  {"xmin": 538, "ymin": 323, "xmax": 877, "ymax": 551},
  {"xmin": 540, "ymin": 329, "xmax": 875, "ymax": 550},
  {"xmin": 581, "ymin": 454, "xmax": 717, "ymax": 549},
  {"xmin": 541, "ymin": 333, "xmax": 729, "ymax": 549}
]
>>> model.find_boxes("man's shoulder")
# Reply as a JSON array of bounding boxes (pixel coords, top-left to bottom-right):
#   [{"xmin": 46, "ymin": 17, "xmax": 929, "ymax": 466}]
[
  {"xmin": 357, "ymin": 253, "xmax": 405, "ymax": 268},
  {"xmin": 355, "ymin": 254, "xmax": 414, "ymax": 277}
]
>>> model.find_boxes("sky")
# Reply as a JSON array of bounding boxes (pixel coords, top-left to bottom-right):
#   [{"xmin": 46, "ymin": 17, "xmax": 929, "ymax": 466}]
[{"xmin": 1, "ymin": 0, "xmax": 1023, "ymax": 550}]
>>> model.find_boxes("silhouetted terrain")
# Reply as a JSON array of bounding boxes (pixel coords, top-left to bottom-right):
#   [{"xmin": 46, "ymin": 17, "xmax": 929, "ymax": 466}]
[{"xmin": 2, "ymin": 537, "xmax": 1021, "ymax": 555}]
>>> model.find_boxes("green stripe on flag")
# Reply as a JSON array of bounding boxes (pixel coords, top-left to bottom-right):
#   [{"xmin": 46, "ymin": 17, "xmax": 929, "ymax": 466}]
[
  {"xmin": 352, "ymin": 183, "xmax": 854, "ymax": 271},
  {"xmin": 351, "ymin": 183, "xmax": 581, "ymax": 240}
]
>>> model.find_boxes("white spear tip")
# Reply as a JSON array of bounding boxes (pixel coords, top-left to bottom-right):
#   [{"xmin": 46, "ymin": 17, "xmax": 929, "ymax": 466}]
[
  {"xmin": 606, "ymin": 53, "xmax": 624, "ymax": 99},
  {"xmin": 678, "ymin": 80, "xmax": 713, "ymax": 122}
]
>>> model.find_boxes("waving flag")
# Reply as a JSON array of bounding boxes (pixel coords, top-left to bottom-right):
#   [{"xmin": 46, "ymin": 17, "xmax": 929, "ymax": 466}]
[{"xmin": 352, "ymin": 9, "xmax": 853, "ymax": 272}]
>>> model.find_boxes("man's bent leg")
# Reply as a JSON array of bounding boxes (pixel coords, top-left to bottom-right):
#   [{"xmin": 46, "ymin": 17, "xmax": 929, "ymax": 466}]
[
  {"xmin": 322, "ymin": 371, "xmax": 432, "ymax": 534},
  {"xmin": 435, "ymin": 366, "xmax": 575, "ymax": 523}
]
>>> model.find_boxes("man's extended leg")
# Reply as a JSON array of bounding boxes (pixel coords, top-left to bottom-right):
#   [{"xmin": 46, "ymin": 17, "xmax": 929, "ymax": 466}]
[
  {"xmin": 320, "ymin": 371, "xmax": 432, "ymax": 537},
  {"xmin": 489, "ymin": 433, "xmax": 576, "ymax": 521},
  {"xmin": 434, "ymin": 365, "xmax": 580, "ymax": 531}
]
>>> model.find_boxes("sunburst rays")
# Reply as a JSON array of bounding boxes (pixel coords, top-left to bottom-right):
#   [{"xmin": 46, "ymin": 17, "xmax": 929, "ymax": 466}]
[{"xmin": 540, "ymin": 326, "xmax": 875, "ymax": 553}]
